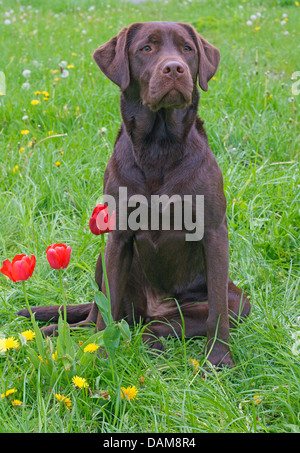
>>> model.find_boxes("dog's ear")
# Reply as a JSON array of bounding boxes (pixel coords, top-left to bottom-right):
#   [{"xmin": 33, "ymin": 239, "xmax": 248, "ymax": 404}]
[
  {"xmin": 182, "ymin": 24, "xmax": 220, "ymax": 92},
  {"xmin": 196, "ymin": 35, "xmax": 220, "ymax": 91},
  {"xmin": 93, "ymin": 27, "xmax": 130, "ymax": 91}
]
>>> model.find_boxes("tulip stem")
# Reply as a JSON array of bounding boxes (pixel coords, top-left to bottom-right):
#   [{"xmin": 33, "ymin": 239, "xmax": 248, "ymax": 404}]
[
  {"xmin": 59, "ymin": 269, "xmax": 68, "ymax": 334},
  {"xmin": 22, "ymin": 281, "xmax": 34, "ymax": 320},
  {"xmin": 101, "ymin": 235, "xmax": 111, "ymax": 321}
]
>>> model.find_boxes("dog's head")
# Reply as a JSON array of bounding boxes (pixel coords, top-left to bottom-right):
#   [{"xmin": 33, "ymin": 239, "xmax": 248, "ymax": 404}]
[{"xmin": 93, "ymin": 21, "xmax": 220, "ymax": 111}]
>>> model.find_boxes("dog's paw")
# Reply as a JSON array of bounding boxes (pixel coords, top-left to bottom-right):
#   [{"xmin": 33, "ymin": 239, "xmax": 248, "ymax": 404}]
[
  {"xmin": 142, "ymin": 333, "xmax": 166, "ymax": 355},
  {"xmin": 40, "ymin": 324, "xmax": 59, "ymax": 337}
]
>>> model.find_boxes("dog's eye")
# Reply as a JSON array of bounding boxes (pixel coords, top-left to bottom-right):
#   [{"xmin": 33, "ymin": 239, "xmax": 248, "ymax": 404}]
[
  {"xmin": 184, "ymin": 45, "xmax": 192, "ymax": 51},
  {"xmin": 141, "ymin": 45, "xmax": 152, "ymax": 52}
]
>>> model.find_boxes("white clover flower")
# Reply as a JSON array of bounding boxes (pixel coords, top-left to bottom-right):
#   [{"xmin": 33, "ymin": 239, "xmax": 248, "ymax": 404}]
[
  {"xmin": 282, "ymin": 13, "xmax": 288, "ymax": 18},
  {"xmin": 88, "ymin": 5, "xmax": 95, "ymax": 11},
  {"xmin": 22, "ymin": 82, "xmax": 30, "ymax": 90},
  {"xmin": 256, "ymin": 12, "xmax": 262, "ymax": 17},
  {"xmin": 250, "ymin": 14, "xmax": 257, "ymax": 20},
  {"xmin": 61, "ymin": 69, "xmax": 69, "ymax": 78},
  {"xmin": 100, "ymin": 127, "xmax": 107, "ymax": 133},
  {"xmin": 59, "ymin": 60, "xmax": 68, "ymax": 68},
  {"xmin": 22, "ymin": 115, "xmax": 29, "ymax": 120},
  {"xmin": 280, "ymin": 20, "xmax": 286, "ymax": 25},
  {"xmin": 22, "ymin": 69, "xmax": 31, "ymax": 78},
  {"xmin": 4, "ymin": 19, "xmax": 11, "ymax": 25},
  {"xmin": 246, "ymin": 20, "xmax": 252, "ymax": 26}
]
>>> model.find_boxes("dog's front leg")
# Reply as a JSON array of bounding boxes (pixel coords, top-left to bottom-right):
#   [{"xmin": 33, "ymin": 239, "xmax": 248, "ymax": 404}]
[
  {"xmin": 203, "ymin": 223, "xmax": 234, "ymax": 369},
  {"xmin": 95, "ymin": 230, "xmax": 134, "ymax": 331}
]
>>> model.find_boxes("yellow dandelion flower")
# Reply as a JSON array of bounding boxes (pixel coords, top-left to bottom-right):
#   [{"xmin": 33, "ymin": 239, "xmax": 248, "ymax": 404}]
[
  {"xmin": 55, "ymin": 161, "xmax": 61, "ymax": 167},
  {"xmin": 67, "ymin": 64, "xmax": 74, "ymax": 69},
  {"xmin": 21, "ymin": 129, "xmax": 30, "ymax": 135},
  {"xmin": 55, "ymin": 393, "xmax": 72, "ymax": 410},
  {"xmin": 253, "ymin": 395, "xmax": 262, "ymax": 405},
  {"xmin": 84, "ymin": 343, "xmax": 99, "ymax": 353},
  {"xmin": 31, "ymin": 100, "xmax": 40, "ymax": 105},
  {"xmin": 21, "ymin": 330, "xmax": 35, "ymax": 341},
  {"xmin": 0, "ymin": 337, "xmax": 20, "ymax": 352},
  {"xmin": 189, "ymin": 358, "xmax": 200, "ymax": 369},
  {"xmin": 121, "ymin": 385, "xmax": 138, "ymax": 401},
  {"xmin": 255, "ymin": 27, "xmax": 261, "ymax": 30},
  {"xmin": 1, "ymin": 388, "xmax": 17, "ymax": 399},
  {"xmin": 284, "ymin": 17, "xmax": 288, "ymax": 21},
  {"xmin": 0, "ymin": 93, "xmax": 3, "ymax": 96},
  {"xmin": 28, "ymin": 141, "xmax": 33, "ymax": 147},
  {"xmin": 55, "ymin": 77, "xmax": 60, "ymax": 82},
  {"xmin": 52, "ymin": 351, "xmax": 58, "ymax": 360},
  {"xmin": 78, "ymin": 340, "xmax": 83, "ymax": 346},
  {"xmin": 43, "ymin": 97, "xmax": 49, "ymax": 101},
  {"xmin": 12, "ymin": 165, "xmax": 19, "ymax": 174},
  {"xmin": 34, "ymin": 91, "xmax": 41, "ymax": 95},
  {"xmin": 42, "ymin": 91, "xmax": 49, "ymax": 97},
  {"xmin": 11, "ymin": 399, "xmax": 22, "ymax": 406},
  {"xmin": 72, "ymin": 376, "xmax": 89, "ymax": 389},
  {"xmin": 296, "ymin": 1, "xmax": 299, "ymax": 6},
  {"xmin": 72, "ymin": 52, "xmax": 77, "ymax": 56},
  {"xmin": 19, "ymin": 147, "xmax": 25, "ymax": 152}
]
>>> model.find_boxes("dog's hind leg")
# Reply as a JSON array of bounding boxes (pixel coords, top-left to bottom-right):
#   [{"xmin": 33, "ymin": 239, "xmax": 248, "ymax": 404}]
[
  {"xmin": 17, "ymin": 302, "xmax": 98, "ymax": 337},
  {"xmin": 142, "ymin": 282, "xmax": 251, "ymax": 352}
]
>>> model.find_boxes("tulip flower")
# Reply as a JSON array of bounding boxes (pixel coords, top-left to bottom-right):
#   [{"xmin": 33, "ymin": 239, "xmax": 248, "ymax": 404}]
[
  {"xmin": 1, "ymin": 254, "xmax": 36, "ymax": 321},
  {"xmin": 89, "ymin": 204, "xmax": 115, "ymax": 235},
  {"xmin": 46, "ymin": 243, "xmax": 71, "ymax": 269},
  {"xmin": 1, "ymin": 254, "xmax": 36, "ymax": 282},
  {"xmin": 46, "ymin": 243, "xmax": 71, "ymax": 332}
]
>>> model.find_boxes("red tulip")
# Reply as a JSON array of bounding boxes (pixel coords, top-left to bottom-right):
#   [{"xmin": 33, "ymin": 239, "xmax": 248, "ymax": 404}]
[
  {"xmin": 46, "ymin": 243, "xmax": 71, "ymax": 269},
  {"xmin": 89, "ymin": 204, "xmax": 115, "ymax": 235},
  {"xmin": 1, "ymin": 254, "xmax": 36, "ymax": 282}
]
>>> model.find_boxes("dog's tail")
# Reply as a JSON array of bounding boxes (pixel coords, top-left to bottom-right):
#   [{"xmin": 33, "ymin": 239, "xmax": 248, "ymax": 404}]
[{"xmin": 17, "ymin": 303, "xmax": 93, "ymax": 324}]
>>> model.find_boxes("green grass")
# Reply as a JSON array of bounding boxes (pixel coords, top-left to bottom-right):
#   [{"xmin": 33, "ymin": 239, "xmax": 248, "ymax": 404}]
[{"xmin": 0, "ymin": 0, "xmax": 299, "ymax": 433}]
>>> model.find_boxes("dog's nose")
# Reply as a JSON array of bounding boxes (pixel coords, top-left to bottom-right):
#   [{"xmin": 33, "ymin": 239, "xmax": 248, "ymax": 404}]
[{"xmin": 162, "ymin": 61, "xmax": 185, "ymax": 78}]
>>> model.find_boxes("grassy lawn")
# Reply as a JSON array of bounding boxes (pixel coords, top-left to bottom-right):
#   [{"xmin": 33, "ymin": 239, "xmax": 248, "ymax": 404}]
[{"xmin": 0, "ymin": 0, "xmax": 299, "ymax": 433}]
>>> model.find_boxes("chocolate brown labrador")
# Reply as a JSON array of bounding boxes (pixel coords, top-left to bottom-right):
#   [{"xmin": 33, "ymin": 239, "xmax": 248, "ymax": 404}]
[{"xmin": 18, "ymin": 22, "xmax": 251, "ymax": 369}]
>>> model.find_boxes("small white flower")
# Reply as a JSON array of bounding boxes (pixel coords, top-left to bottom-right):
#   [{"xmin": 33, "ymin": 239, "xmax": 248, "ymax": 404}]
[
  {"xmin": 256, "ymin": 12, "xmax": 262, "ymax": 17},
  {"xmin": 250, "ymin": 14, "xmax": 257, "ymax": 20},
  {"xmin": 22, "ymin": 115, "xmax": 29, "ymax": 121},
  {"xmin": 4, "ymin": 19, "xmax": 11, "ymax": 25},
  {"xmin": 5, "ymin": 11, "xmax": 10, "ymax": 17},
  {"xmin": 59, "ymin": 60, "xmax": 68, "ymax": 68},
  {"xmin": 280, "ymin": 20, "xmax": 286, "ymax": 25},
  {"xmin": 22, "ymin": 82, "xmax": 30, "ymax": 90},
  {"xmin": 88, "ymin": 5, "xmax": 95, "ymax": 11},
  {"xmin": 61, "ymin": 69, "xmax": 69, "ymax": 78},
  {"xmin": 246, "ymin": 20, "xmax": 252, "ymax": 26},
  {"xmin": 282, "ymin": 13, "xmax": 288, "ymax": 18},
  {"xmin": 22, "ymin": 69, "xmax": 31, "ymax": 78},
  {"xmin": 291, "ymin": 341, "xmax": 300, "ymax": 356},
  {"xmin": 283, "ymin": 31, "xmax": 289, "ymax": 35},
  {"xmin": 100, "ymin": 127, "xmax": 107, "ymax": 133},
  {"xmin": 81, "ymin": 30, "xmax": 87, "ymax": 34}
]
